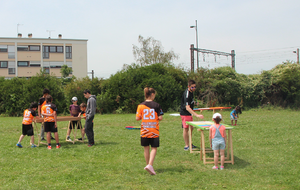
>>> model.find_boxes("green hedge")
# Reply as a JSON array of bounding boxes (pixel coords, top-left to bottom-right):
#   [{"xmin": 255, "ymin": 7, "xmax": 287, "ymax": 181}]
[{"xmin": 1, "ymin": 62, "xmax": 300, "ymax": 116}]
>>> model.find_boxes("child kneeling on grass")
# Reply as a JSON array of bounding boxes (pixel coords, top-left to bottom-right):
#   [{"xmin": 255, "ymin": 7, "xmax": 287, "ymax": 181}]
[
  {"xmin": 16, "ymin": 102, "xmax": 40, "ymax": 148},
  {"xmin": 209, "ymin": 113, "xmax": 226, "ymax": 170},
  {"xmin": 136, "ymin": 87, "xmax": 163, "ymax": 175}
]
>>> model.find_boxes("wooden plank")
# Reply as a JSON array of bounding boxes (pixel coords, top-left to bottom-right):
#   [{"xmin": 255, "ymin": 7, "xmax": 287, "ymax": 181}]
[{"xmin": 34, "ymin": 116, "xmax": 81, "ymax": 123}]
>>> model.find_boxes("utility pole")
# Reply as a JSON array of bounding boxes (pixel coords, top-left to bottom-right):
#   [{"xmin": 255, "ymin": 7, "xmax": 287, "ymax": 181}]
[
  {"xmin": 190, "ymin": 20, "xmax": 199, "ymax": 69},
  {"xmin": 190, "ymin": 44, "xmax": 195, "ymax": 72},
  {"xmin": 293, "ymin": 48, "xmax": 299, "ymax": 64},
  {"xmin": 88, "ymin": 70, "xmax": 94, "ymax": 79}
]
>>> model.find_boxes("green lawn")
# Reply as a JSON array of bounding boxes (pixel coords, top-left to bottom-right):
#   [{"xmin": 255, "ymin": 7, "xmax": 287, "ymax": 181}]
[{"xmin": 0, "ymin": 108, "xmax": 299, "ymax": 189}]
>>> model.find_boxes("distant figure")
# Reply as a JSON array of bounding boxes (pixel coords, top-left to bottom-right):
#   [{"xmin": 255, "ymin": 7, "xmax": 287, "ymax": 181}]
[
  {"xmin": 230, "ymin": 106, "xmax": 242, "ymax": 126},
  {"xmin": 66, "ymin": 97, "xmax": 81, "ymax": 141},
  {"xmin": 77, "ymin": 103, "xmax": 87, "ymax": 140},
  {"xmin": 16, "ymin": 102, "xmax": 40, "ymax": 148},
  {"xmin": 180, "ymin": 79, "xmax": 204, "ymax": 151},
  {"xmin": 83, "ymin": 89, "xmax": 97, "ymax": 147},
  {"xmin": 136, "ymin": 87, "xmax": 163, "ymax": 175},
  {"xmin": 41, "ymin": 95, "xmax": 60, "ymax": 149},
  {"xmin": 209, "ymin": 113, "xmax": 226, "ymax": 170},
  {"xmin": 38, "ymin": 88, "xmax": 54, "ymax": 141}
]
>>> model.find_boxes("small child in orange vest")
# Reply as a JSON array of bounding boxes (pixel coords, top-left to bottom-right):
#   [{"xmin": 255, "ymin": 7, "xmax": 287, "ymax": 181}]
[{"xmin": 16, "ymin": 102, "xmax": 40, "ymax": 148}]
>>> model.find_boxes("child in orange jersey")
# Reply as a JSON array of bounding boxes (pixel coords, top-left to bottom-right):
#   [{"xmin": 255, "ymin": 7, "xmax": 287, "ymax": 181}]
[
  {"xmin": 209, "ymin": 113, "xmax": 227, "ymax": 170},
  {"xmin": 136, "ymin": 87, "xmax": 164, "ymax": 175},
  {"xmin": 41, "ymin": 95, "xmax": 61, "ymax": 149},
  {"xmin": 16, "ymin": 102, "xmax": 40, "ymax": 148}
]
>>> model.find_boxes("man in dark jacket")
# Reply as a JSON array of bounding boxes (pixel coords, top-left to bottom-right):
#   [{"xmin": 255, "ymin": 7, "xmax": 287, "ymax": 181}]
[{"xmin": 83, "ymin": 89, "xmax": 97, "ymax": 147}]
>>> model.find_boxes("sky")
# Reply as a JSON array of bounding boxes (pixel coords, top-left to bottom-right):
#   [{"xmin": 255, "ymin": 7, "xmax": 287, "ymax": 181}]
[{"xmin": 1, "ymin": 0, "xmax": 300, "ymax": 78}]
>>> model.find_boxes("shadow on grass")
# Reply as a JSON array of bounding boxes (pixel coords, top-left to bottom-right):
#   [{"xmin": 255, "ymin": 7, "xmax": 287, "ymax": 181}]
[{"xmin": 156, "ymin": 167, "xmax": 194, "ymax": 174}]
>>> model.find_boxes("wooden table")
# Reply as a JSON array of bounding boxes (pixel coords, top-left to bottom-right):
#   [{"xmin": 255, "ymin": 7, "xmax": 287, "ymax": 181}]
[
  {"xmin": 186, "ymin": 121, "xmax": 234, "ymax": 165},
  {"xmin": 34, "ymin": 116, "xmax": 83, "ymax": 146}
]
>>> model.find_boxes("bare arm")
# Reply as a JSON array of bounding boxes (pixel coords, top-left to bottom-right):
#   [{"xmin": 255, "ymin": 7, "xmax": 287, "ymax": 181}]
[
  {"xmin": 158, "ymin": 115, "xmax": 163, "ymax": 121},
  {"xmin": 54, "ymin": 111, "xmax": 57, "ymax": 127},
  {"xmin": 136, "ymin": 116, "xmax": 141, "ymax": 121},
  {"xmin": 186, "ymin": 105, "xmax": 204, "ymax": 119}
]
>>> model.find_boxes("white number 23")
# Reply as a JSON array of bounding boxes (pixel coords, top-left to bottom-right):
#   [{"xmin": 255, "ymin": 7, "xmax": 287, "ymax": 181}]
[{"xmin": 143, "ymin": 109, "xmax": 155, "ymax": 120}]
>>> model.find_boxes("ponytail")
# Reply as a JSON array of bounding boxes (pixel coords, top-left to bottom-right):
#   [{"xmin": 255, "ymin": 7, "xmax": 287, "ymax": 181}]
[{"xmin": 144, "ymin": 87, "xmax": 156, "ymax": 99}]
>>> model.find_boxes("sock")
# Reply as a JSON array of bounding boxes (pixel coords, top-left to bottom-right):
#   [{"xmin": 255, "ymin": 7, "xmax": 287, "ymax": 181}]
[
  {"xmin": 56, "ymin": 143, "xmax": 60, "ymax": 145},
  {"xmin": 48, "ymin": 143, "xmax": 51, "ymax": 146}
]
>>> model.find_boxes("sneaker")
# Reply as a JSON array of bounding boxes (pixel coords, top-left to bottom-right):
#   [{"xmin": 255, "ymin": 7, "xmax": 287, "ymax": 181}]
[
  {"xmin": 220, "ymin": 166, "xmax": 224, "ymax": 170},
  {"xmin": 47, "ymin": 145, "xmax": 52, "ymax": 149},
  {"xmin": 88, "ymin": 143, "xmax": 94, "ymax": 147},
  {"xmin": 16, "ymin": 143, "xmax": 23, "ymax": 148},
  {"xmin": 51, "ymin": 136, "xmax": 55, "ymax": 140},
  {"xmin": 212, "ymin": 166, "xmax": 218, "ymax": 170},
  {"xmin": 144, "ymin": 165, "xmax": 156, "ymax": 175},
  {"xmin": 184, "ymin": 146, "xmax": 189, "ymax": 151},
  {"xmin": 31, "ymin": 144, "xmax": 37, "ymax": 148},
  {"xmin": 56, "ymin": 144, "xmax": 61, "ymax": 149},
  {"xmin": 192, "ymin": 144, "xmax": 197, "ymax": 149},
  {"xmin": 67, "ymin": 137, "xmax": 72, "ymax": 141},
  {"xmin": 41, "ymin": 138, "xmax": 46, "ymax": 141},
  {"xmin": 78, "ymin": 138, "xmax": 82, "ymax": 140}
]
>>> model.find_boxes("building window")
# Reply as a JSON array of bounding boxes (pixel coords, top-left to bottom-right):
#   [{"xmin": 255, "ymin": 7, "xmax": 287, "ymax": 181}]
[
  {"xmin": 8, "ymin": 68, "xmax": 15, "ymax": 74},
  {"xmin": 57, "ymin": 46, "xmax": 63, "ymax": 53},
  {"xmin": 43, "ymin": 67, "xmax": 50, "ymax": 74},
  {"xmin": 29, "ymin": 45, "xmax": 40, "ymax": 51},
  {"xmin": 66, "ymin": 46, "xmax": 72, "ymax": 59},
  {"xmin": 18, "ymin": 61, "xmax": 29, "ymax": 67},
  {"xmin": 8, "ymin": 46, "xmax": 15, "ymax": 59},
  {"xmin": 49, "ymin": 46, "xmax": 56, "ymax": 52},
  {"xmin": 0, "ymin": 45, "xmax": 8, "ymax": 52},
  {"xmin": 43, "ymin": 46, "xmax": 49, "ymax": 59},
  {"xmin": 0, "ymin": 61, "xmax": 8, "ymax": 68},
  {"xmin": 17, "ymin": 46, "xmax": 29, "ymax": 51}
]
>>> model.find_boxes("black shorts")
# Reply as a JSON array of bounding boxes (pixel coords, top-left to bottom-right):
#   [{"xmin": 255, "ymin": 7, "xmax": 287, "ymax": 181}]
[
  {"xmin": 68, "ymin": 120, "xmax": 82, "ymax": 129},
  {"xmin": 44, "ymin": 122, "xmax": 57, "ymax": 133},
  {"xmin": 141, "ymin": 137, "xmax": 159, "ymax": 147},
  {"xmin": 22, "ymin": 124, "xmax": 34, "ymax": 136}
]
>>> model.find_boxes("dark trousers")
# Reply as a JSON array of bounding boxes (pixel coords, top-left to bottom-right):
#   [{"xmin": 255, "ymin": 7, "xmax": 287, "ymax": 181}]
[{"xmin": 85, "ymin": 117, "xmax": 94, "ymax": 144}]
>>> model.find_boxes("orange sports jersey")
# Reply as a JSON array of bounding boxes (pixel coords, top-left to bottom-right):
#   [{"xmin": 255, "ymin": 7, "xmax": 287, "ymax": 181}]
[
  {"xmin": 38, "ymin": 97, "xmax": 47, "ymax": 108},
  {"xmin": 42, "ymin": 103, "xmax": 57, "ymax": 122},
  {"xmin": 136, "ymin": 101, "xmax": 163, "ymax": 138},
  {"xmin": 22, "ymin": 109, "xmax": 37, "ymax": 125}
]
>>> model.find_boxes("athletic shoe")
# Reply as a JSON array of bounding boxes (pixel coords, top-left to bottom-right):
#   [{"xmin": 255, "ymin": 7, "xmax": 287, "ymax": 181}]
[
  {"xmin": 51, "ymin": 136, "xmax": 55, "ymax": 140},
  {"xmin": 212, "ymin": 166, "xmax": 218, "ymax": 170},
  {"xmin": 41, "ymin": 138, "xmax": 46, "ymax": 141},
  {"xmin": 47, "ymin": 145, "xmax": 52, "ymax": 149},
  {"xmin": 78, "ymin": 138, "xmax": 83, "ymax": 140},
  {"xmin": 184, "ymin": 146, "xmax": 189, "ymax": 151},
  {"xmin": 220, "ymin": 166, "xmax": 224, "ymax": 170},
  {"xmin": 192, "ymin": 144, "xmax": 197, "ymax": 149},
  {"xmin": 16, "ymin": 143, "xmax": 23, "ymax": 148},
  {"xmin": 31, "ymin": 144, "xmax": 37, "ymax": 148},
  {"xmin": 56, "ymin": 144, "xmax": 61, "ymax": 149},
  {"xmin": 144, "ymin": 165, "xmax": 156, "ymax": 175},
  {"xmin": 67, "ymin": 137, "xmax": 72, "ymax": 141},
  {"xmin": 88, "ymin": 143, "xmax": 94, "ymax": 147}
]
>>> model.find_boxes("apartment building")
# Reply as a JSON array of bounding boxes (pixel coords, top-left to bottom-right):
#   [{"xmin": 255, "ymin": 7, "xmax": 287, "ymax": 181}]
[{"xmin": 0, "ymin": 34, "xmax": 88, "ymax": 78}]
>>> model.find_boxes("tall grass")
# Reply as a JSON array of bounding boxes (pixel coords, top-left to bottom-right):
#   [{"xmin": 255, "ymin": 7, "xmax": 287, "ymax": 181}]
[{"xmin": 0, "ymin": 109, "xmax": 299, "ymax": 189}]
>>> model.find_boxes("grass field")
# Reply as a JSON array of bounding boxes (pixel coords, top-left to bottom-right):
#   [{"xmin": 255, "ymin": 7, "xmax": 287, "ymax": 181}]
[{"xmin": 0, "ymin": 108, "xmax": 299, "ymax": 189}]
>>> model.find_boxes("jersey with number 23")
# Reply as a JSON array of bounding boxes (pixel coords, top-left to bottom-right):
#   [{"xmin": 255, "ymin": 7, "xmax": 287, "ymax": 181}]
[{"xmin": 136, "ymin": 101, "xmax": 163, "ymax": 138}]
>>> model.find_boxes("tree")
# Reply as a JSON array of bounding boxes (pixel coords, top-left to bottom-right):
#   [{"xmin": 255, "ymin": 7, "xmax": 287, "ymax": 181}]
[
  {"xmin": 60, "ymin": 65, "xmax": 73, "ymax": 78},
  {"xmin": 132, "ymin": 35, "xmax": 178, "ymax": 66}
]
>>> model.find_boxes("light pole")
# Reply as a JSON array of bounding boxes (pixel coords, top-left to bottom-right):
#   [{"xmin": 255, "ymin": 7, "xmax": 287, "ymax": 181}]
[
  {"xmin": 293, "ymin": 48, "xmax": 299, "ymax": 64},
  {"xmin": 190, "ymin": 20, "xmax": 199, "ymax": 69}
]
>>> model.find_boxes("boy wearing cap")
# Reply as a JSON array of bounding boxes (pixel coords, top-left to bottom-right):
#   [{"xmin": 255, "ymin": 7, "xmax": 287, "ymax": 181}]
[
  {"xmin": 209, "ymin": 113, "xmax": 227, "ymax": 170},
  {"xmin": 66, "ymin": 97, "xmax": 81, "ymax": 141}
]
